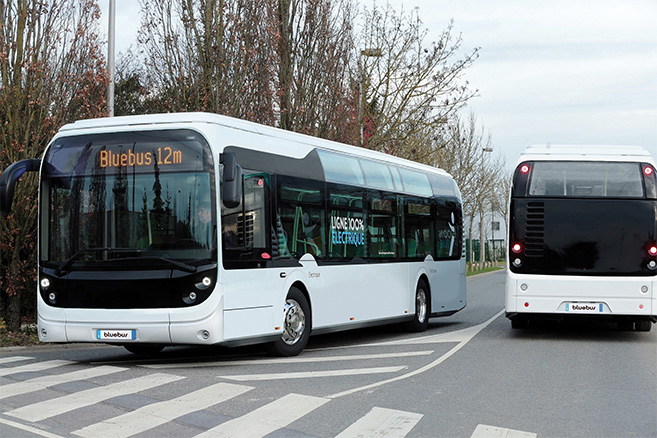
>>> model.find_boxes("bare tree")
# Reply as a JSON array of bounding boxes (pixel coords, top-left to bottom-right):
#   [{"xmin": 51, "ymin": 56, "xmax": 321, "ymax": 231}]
[
  {"xmin": 357, "ymin": 4, "xmax": 479, "ymax": 160},
  {"xmin": 0, "ymin": 0, "xmax": 108, "ymax": 331},
  {"xmin": 138, "ymin": 0, "xmax": 279, "ymax": 124},
  {"xmin": 277, "ymin": 0, "xmax": 356, "ymax": 142},
  {"xmin": 434, "ymin": 113, "xmax": 505, "ymax": 268}
]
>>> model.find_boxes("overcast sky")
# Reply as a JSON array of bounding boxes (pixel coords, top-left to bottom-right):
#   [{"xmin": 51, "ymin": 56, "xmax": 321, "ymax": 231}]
[{"xmin": 101, "ymin": 0, "xmax": 657, "ymax": 168}]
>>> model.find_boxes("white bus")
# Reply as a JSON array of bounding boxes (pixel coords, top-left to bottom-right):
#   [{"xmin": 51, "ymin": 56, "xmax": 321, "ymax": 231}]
[
  {"xmin": 506, "ymin": 145, "xmax": 657, "ymax": 331},
  {"xmin": 0, "ymin": 112, "xmax": 466, "ymax": 356}
]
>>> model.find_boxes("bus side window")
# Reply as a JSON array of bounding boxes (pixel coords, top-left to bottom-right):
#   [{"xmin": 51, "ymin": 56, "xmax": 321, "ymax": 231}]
[
  {"xmin": 435, "ymin": 200, "xmax": 461, "ymax": 259},
  {"xmin": 277, "ymin": 179, "xmax": 325, "ymax": 259},
  {"xmin": 404, "ymin": 197, "xmax": 433, "ymax": 259},
  {"xmin": 328, "ymin": 189, "xmax": 366, "ymax": 260},
  {"xmin": 368, "ymin": 192, "xmax": 399, "ymax": 259}
]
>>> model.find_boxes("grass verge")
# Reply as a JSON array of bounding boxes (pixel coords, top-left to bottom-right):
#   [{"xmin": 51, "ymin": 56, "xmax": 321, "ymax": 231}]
[
  {"xmin": 0, "ymin": 321, "xmax": 40, "ymax": 348},
  {"xmin": 467, "ymin": 265, "xmax": 504, "ymax": 277}
]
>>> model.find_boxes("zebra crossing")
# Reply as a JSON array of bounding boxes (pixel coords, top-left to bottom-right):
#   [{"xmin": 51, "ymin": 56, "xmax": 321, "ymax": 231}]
[{"xmin": 0, "ymin": 355, "xmax": 425, "ymax": 438}]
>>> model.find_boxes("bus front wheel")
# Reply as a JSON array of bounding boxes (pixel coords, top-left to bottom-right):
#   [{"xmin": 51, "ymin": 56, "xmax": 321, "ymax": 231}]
[
  {"xmin": 266, "ymin": 287, "xmax": 311, "ymax": 357},
  {"xmin": 403, "ymin": 279, "xmax": 430, "ymax": 332}
]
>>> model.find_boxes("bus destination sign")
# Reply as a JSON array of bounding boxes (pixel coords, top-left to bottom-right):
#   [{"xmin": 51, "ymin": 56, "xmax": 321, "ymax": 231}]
[{"xmin": 98, "ymin": 146, "xmax": 184, "ymax": 169}]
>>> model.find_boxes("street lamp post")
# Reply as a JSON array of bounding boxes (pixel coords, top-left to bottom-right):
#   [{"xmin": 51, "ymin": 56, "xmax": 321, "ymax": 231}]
[
  {"xmin": 479, "ymin": 147, "xmax": 493, "ymax": 268},
  {"xmin": 359, "ymin": 48, "xmax": 382, "ymax": 146},
  {"xmin": 107, "ymin": 0, "xmax": 116, "ymax": 117}
]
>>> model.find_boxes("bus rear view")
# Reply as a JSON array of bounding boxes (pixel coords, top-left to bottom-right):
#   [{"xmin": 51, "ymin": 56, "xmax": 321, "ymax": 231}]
[{"xmin": 506, "ymin": 145, "xmax": 657, "ymax": 331}]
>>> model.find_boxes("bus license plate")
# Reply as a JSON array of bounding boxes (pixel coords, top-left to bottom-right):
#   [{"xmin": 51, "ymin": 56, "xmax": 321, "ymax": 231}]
[
  {"xmin": 565, "ymin": 303, "xmax": 603, "ymax": 313},
  {"xmin": 96, "ymin": 329, "xmax": 136, "ymax": 341}
]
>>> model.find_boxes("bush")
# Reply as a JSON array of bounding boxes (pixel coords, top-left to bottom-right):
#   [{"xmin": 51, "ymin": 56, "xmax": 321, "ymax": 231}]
[{"xmin": 0, "ymin": 319, "xmax": 40, "ymax": 347}]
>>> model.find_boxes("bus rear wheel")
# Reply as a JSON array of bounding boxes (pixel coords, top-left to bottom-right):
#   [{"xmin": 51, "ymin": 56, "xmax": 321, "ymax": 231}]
[
  {"xmin": 511, "ymin": 316, "xmax": 528, "ymax": 329},
  {"xmin": 266, "ymin": 287, "xmax": 311, "ymax": 357},
  {"xmin": 403, "ymin": 279, "xmax": 430, "ymax": 332},
  {"xmin": 636, "ymin": 320, "xmax": 652, "ymax": 332}
]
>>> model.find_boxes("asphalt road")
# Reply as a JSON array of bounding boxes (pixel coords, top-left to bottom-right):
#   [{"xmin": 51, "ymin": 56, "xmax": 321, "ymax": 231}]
[{"xmin": 1, "ymin": 270, "xmax": 656, "ymax": 438}]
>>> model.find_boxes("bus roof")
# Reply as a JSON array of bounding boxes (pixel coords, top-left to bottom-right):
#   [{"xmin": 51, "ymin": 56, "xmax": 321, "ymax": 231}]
[
  {"xmin": 518, "ymin": 144, "xmax": 655, "ymax": 165},
  {"xmin": 57, "ymin": 112, "xmax": 451, "ymax": 179}
]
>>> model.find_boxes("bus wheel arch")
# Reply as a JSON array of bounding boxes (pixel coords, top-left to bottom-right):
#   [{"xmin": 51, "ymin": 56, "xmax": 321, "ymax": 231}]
[
  {"xmin": 266, "ymin": 284, "xmax": 312, "ymax": 357},
  {"xmin": 404, "ymin": 276, "xmax": 430, "ymax": 332}
]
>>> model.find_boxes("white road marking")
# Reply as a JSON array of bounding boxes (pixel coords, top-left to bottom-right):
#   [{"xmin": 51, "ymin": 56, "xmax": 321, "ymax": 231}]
[
  {"xmin": 0, "ymin": 365, "xmax": 126, "ymax": 400},
  {"xmin": 6, "ymin": 373, "xmax": 184, "ymax": 422},
  {"xmin": 0, "ymin": 417, "xmax": 66, "ymax": 438},
  {"xmin": 0, "ymin": 359, "xmax": 73, "ymax": 377},
  {"xmin": 140, "ymin": 350, "xmax": 434, "ymax": 369},
  {"xmin": 471, "ymin": 424, "xmax": 537, "ymax": 438},
  {"xmin": 222, "ymin": 366, "xmax": 407, "ymax": 382},
  {"xmin": 335, "ymin": 407, "xmax": 423, "ymax": 438},
  {"xmin": 327, "ymin": 310, "xmax": 504, "ymax": 399},
  {"xmin": 72, "ymin": 382, "xmax": 253, "ymax": 438},
  {"xmin": 195, "ymin": 393, "xmax": 329, "ymax": 438},
  {"xmin": 0, "ymin": 355, "xmax": 33, "ymax": 365}
]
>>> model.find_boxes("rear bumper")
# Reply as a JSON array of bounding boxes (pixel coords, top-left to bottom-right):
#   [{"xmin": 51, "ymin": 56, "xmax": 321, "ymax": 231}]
[{"xmin": 505, "ymin": 271, "xmax": 656, "ymax": 320}]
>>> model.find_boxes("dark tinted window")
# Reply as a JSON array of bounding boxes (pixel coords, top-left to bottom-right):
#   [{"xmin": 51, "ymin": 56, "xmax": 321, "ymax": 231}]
[{"xmin": 528, "ymin": 162, "xmax": 644, "ymax": 198}]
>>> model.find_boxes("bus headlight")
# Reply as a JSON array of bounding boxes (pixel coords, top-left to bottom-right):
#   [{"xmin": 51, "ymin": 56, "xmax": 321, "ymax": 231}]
[
  {"xmin": 195, "ymin": 277, "xmax": 213, "ymax": 291},
  {"xmin": 40, "ymin": 278, "xmax": 51, "ymax": 290},
  {"xmin": 48, "ymin": 292, "xmax": 57, "ymax": 304}
]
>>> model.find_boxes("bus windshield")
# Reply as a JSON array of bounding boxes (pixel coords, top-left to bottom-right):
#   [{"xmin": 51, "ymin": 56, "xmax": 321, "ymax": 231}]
[{"xmin": 40, "ymin": 130, "xmax": 216, "ymax": 269}]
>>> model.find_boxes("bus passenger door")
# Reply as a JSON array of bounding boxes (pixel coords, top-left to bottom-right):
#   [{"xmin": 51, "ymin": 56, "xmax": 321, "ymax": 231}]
[{"xmin": 221, "ymin": 172, "xmax": 284, "ymax": 339}]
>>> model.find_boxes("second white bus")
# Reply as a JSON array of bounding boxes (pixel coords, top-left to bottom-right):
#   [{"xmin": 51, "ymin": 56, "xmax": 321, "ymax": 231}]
[{"xmin": 506, "ymin": 145, "xmax": 657, "ymax": 331}]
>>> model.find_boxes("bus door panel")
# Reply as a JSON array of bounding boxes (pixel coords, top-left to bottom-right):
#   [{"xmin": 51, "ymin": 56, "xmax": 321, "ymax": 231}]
[
  {"xmin": 429, "ymin": 199, "xmax": 464, "ymax": 312},
  {"xmin": 426, "ymin": 260, "xmax": 464, "ymax": 313}
]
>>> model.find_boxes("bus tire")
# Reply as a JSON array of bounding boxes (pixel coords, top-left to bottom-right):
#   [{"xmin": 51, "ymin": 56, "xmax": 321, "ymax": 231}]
[
  {"xmin": 636, "ymin": 320, "xmax": 652, "ymax": 332},
  {"xmin": 404, "ymin": 279, "xmax": 430, "ymax": 332},
  {"xmin": 266, "ymin": 287, "xmax": 311, "ymax": 357},
  {"xmin": 124, "ymin": 344, "xmax": 164, "ymax": 356},
  {"xmin": 511, "ymin": 316, "xmax": 528, "ymax": 329}
]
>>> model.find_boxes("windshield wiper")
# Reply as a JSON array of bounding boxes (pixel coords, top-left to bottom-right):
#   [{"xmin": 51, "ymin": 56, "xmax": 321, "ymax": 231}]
[
  {"xmin": 107, "ymin": 256, "xmax": 197, "ymax": 273},
  {"xmin": 54, "ymin": 248, "xmax": 198, "ymax": 276},
  {"xmin": 55, "ymin": 247, "xmax": 114, "ymax": 276}
]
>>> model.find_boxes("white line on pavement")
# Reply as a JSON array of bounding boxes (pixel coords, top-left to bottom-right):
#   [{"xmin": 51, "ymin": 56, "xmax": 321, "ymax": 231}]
[
  {"xmin": 222, "ymin": 366, "xmax": 407, "ymax": 382},
  {"xmin": 140, "ymin": 350, "xmax": 434, "ymax": 369},
  {"xmin": 335, "ymin": 407, "xmax": 423, "ymax": 438},
  {"xmin": 327, "ymin": 310, "xmax": 504, "ymax": 399},
  {"xmin": 72, "ymin": 382, "xmax": 254, "ymax": 438},
  {"xmin": 195, "ymin": 393, "xmax": 329, "ymax": 438},
  {"xmin": 471, "ymin": 424, "xmax": 537, "ymax": 438},
  {"xmin": 6, "ymin": 373, "xmax": 184, "ymax": 422}
]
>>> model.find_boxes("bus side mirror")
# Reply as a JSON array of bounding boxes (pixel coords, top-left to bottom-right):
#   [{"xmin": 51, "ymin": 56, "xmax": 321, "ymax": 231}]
[
  {"xmin": 0, "ymin": 158, "xmax": 41, "ymax": 216},
  {"xmin": 220, "ymin": 152, "xmax": 242, "ymax": 209}
]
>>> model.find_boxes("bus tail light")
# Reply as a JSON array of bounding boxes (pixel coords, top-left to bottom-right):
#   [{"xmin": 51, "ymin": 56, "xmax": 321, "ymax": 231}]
[
  {"xmin": 648, "ymin": 245, "xmax": 657, "ymax": 256},
  {"xmin": 512, "ymin": 243, "xmax": 522, "ymax": 253},
  {"xmin": 520, "ymin": 164, "xmax": 530, "ymax": 174},
  {"xmin": 642, "ymin": 163, "xmax": 657, "ymax": 198}
]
